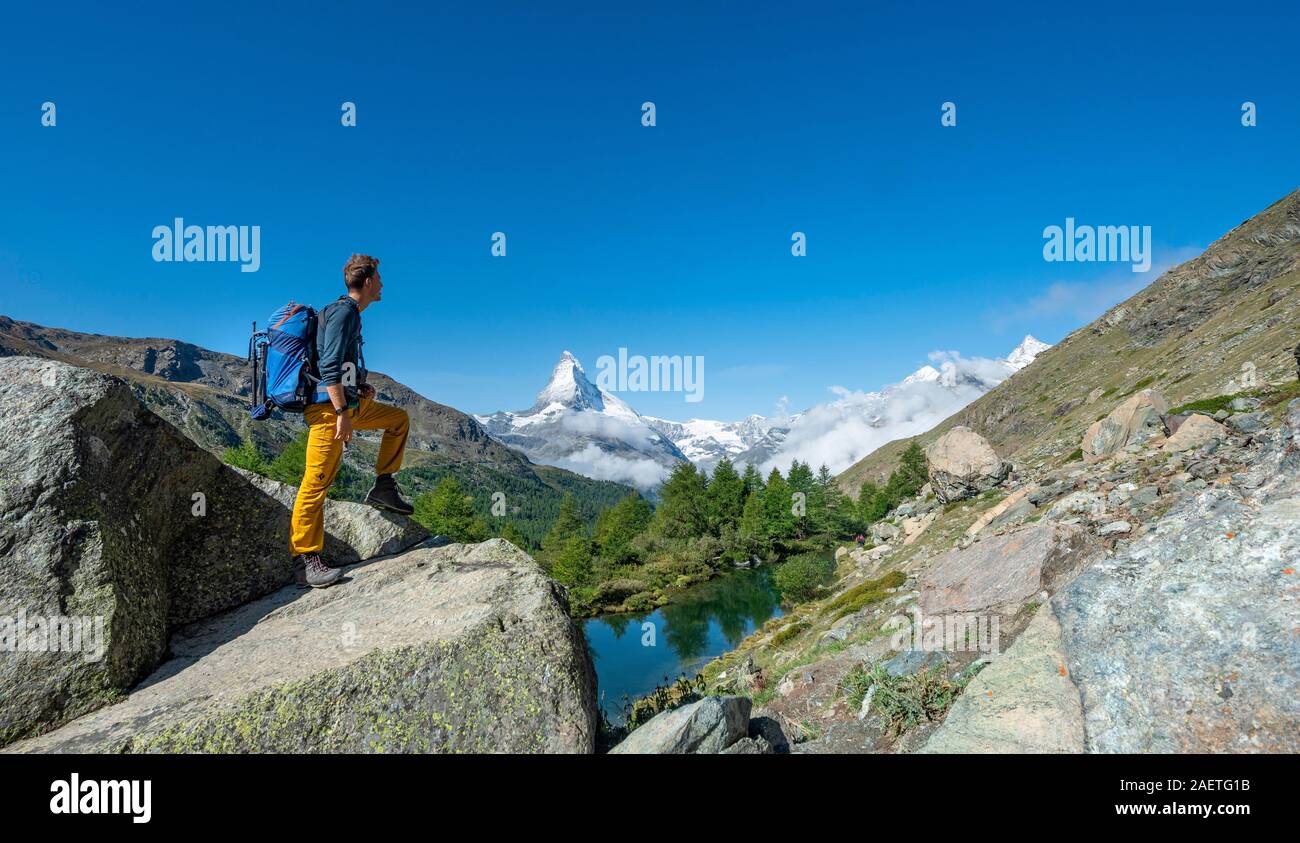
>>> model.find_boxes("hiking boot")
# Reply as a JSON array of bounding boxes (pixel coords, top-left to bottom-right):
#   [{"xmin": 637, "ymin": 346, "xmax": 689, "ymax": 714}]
[
  {"xmin": 366, "ymin": 473, "xmax": 414, "ymax": 516},
  {"xmin": 301, "ymin": 553, "xmax": 342, "ymax": 588}
]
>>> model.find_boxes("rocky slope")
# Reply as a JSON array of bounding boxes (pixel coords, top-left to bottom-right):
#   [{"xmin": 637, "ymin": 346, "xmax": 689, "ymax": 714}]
[
  {"xmin": 6, "ymin": 540, "xmax": 597, "ymax": 754},
  {"xmin": 693, "ymin": 381, "xmax": 1299, "ymax": 754},
  {"xmin": 837, "ymin": 188, "xmax": 1300, "ymax": 494}
]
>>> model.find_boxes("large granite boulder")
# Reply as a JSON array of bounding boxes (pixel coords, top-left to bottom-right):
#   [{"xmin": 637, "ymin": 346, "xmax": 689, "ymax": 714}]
[
  {"xmin": 1054, "ymin": 403, "xmax": 1300, "ymax": 752},
  {"xmin": 919, "ymin": 523, "xmax": 1102, "ymax": 615},
  {"xmin": 1, "ymin": 358, "xmax": 295, "ymax": 744},
  {"xmin": 5, "ymin": 539, "xmax": 597, "ymax": 753},
  {"xmin": 920, "ymin": 603, "xmax": 1084, "ymax": 753},
  {"xmin": 0, "ymin": 357, "xmax": 426, "ymax": 746},
  {"xmin": 925, "ymin": 427, "xmax": 1010, "ymax": 503},
  {"xmin": 609, "ymin": 695, "xmax": 751, "ymax": 754},
  {"xmin": 1161, "ymin": 413, "xmax": 1228, "ymax": 453},
  {"xmin": 1081, "ymin": 389, "xmax": 1168, "ymax": 462}
]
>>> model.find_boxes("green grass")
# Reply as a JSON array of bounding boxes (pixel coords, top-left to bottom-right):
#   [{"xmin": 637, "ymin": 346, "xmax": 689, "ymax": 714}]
[
  {"xmin": 1130, "ymin": 375, "xmax": 1156, "ymax": 392},
  {"xmin": 1167, "ymin": 380, "xmax": 1300, "ymax": 418},
  {"xmin": 771, "ymin": 621, "xmax": 810, "ymax": 647},
  {"xmin": 823, "ymin": 570, "xmax": 907, "ymax": 621},
  {"xmin": 1167, "ymin": 393, "xmax": 1241, "ymax": 417}
]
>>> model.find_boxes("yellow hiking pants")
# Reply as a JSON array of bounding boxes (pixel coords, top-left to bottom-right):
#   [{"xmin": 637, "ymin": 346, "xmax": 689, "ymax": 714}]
[{"xmin": 289, "ymin": 397, "xmax": 410, "ymax": 555}]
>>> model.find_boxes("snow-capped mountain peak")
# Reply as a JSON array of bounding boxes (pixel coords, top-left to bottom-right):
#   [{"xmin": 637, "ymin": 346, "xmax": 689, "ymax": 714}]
[
  {"xmin": 900, "ymin": 364, "xmax": 942, "ymax": 386},
  {"xmin": 643, "ymin": 414, "xmax": 782, "ymax": 468},
  {"xmin": 477, "ymin": 352, "xmax": 685, "ymax": 490},
  {"xmin": 532, "ymin": 350, "xmax": 606, "ymax": 412},
  {"xmin": 1003, "ymin": 335, "xmax": 1050, "ymax": 371}
]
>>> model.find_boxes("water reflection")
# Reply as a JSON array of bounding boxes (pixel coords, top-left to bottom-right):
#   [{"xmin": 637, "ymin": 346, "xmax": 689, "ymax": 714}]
[{"xmin": 582, "ymin": 566, "xmax": 783, "ymax": 719}]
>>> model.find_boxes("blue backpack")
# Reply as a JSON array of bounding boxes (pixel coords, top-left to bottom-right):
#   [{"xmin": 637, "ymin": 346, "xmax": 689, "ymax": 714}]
[{"xmin": 249, "ymin": 302, "xmax": 321, "ymax": 420}]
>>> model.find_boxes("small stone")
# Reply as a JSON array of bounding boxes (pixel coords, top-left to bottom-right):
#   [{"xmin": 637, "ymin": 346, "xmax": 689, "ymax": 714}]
[
  {"xmin": 1132, "ymin": 486, "xmax": 1159, "ymax": 507},
  {"xmin": 1226, "ymin": 412, "xmax": 1267, "ymax": 434}
]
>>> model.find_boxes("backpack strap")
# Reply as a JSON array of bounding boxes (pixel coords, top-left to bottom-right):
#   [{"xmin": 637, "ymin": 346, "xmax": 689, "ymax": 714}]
[{"xmin": 272, "ymin": 303, "xmax": 303, "ymax": 330}]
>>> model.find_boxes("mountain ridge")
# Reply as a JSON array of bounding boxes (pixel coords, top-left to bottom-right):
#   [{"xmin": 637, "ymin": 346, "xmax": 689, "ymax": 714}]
[
  {"xmin": 836, "ymin": 186, "xmax": 1300, "ymax": 493},
  {"xmin": 479, "ymin": 337, "xmax": 1049, "ymax": 485}
]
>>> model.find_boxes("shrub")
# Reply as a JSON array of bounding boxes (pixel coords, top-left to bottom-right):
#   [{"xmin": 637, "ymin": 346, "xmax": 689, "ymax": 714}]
[
  {"xmin": 222, "ymin": 439, "xmax": 268, "ymax": 475},
  {"xmin": 771, "ymin": 620, "xmax": 810, "ymax": 646},
  {"xmin": 773, "ymin": 553, "xmax": 836, "ymax": 603},
  {"xmin": 591, "ymin": 578, "xmax": 650, "ymax": 604},
  {"xmin": 840, "ymin": 660, "xmax": 982, "ymax": 735}
]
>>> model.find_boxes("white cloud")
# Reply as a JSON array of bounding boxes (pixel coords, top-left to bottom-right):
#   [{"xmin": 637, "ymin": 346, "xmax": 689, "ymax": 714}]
[
  {"xmin": 756, "ymin": 351, "xmax": 1020, "ymax": 478},
  {"xmin": 552, "ymin": 444, "xmax": 670, "ymax": 490},
  {"xmin": 556, "ymin": 410, "xmax": 661, "ymax": 447}
]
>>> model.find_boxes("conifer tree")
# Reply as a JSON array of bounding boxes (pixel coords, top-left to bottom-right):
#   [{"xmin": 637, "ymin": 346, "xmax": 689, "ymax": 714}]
[
  {"xmin": 412, "ymin": 476, "xmax": 489, "ymax": 542},
  {"xmin": 705, "ymin": 457, "xmax": 746, "ymax": 535},
  {"xmin": 593, "ymin": 493, "xmax": 652, "ymax": 565},
  {"xmin": 741, "ymin": 462, "xmax": 765, "ymax": 496},
  {"xmin": 763, "ymin": 467, "xmax": 796, "ymax": 540},
  {"xmin": 652, "ymin": 462, "xmax": 708, "ymax": 539},
  {"xmin": 737, "ymin": 489, "xmax": 770, "ymax": 558}
]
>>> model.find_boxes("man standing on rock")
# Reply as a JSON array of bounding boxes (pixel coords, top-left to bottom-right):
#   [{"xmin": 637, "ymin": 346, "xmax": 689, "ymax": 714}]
[{"xmin": 291, "ymin": 253, "xmax": 415, "ymax": 587}]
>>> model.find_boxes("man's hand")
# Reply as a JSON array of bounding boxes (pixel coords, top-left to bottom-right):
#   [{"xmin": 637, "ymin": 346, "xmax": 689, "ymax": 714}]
[
  {"xmin": 359, "ymin": 383, "xmax": 376, "ymax": 400},
  {"xmin": 335, "ymin": 411, "xmax": 353, "ymax": 444}
]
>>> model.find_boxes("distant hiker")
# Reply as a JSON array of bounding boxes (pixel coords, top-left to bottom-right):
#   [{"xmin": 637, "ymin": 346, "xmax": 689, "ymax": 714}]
[
  {"xmin": 291, "ymin": 254, "xmax": 414, "ymax": 588},
  {"xmin": 1293, "ymin": 341, "xmax": 1300, "ymax": 381},
  {"xmin": 855, "ymin": 533, "xmax": 866, "ymax": 548}
]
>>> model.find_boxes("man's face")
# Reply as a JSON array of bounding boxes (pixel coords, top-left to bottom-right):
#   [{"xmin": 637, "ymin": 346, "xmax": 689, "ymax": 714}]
[{"xmin": 368, "ymin": 272, "xmax": 383, "ymax": 303}]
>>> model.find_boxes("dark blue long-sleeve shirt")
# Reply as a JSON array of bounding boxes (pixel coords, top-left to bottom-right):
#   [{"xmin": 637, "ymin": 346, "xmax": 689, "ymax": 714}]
[{"xmin": 313, "ymin": 296, "xmax": 365, "ymax": 405}]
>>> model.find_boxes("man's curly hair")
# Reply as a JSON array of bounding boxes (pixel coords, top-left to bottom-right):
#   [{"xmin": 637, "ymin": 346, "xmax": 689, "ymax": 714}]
[{"xmin": 343, "ymin": 253, "xmax": 380, "ymax": 290}]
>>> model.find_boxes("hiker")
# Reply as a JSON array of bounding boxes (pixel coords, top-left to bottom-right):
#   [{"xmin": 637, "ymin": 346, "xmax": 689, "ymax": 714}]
[
  {"xmin": 291, "ymin": 253, "xmax": 415, "ymax": 587},
  {"xmin": 855, "ymin": 533, "xmax": 866, "ymax": 548},
  {"xmin": 1293, "ymin": 341, "xmax": 1300, "ymax": 381}
]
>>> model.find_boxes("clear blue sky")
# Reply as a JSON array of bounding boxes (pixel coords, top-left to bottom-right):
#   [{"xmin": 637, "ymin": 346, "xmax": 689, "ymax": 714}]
[{"xmin": 3, "ymin": 1, "xmax": 1297, "ymax": 420}]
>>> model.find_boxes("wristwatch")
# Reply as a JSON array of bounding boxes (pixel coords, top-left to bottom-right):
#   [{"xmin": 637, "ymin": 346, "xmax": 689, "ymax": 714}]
[{"xmin": 332, "ymin": 404, "xmax": 348, "ymax": 415}]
